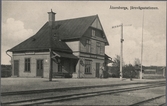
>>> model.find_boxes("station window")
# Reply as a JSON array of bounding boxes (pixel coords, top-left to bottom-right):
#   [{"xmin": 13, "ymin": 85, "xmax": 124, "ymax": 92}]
[
  {"xmin": 86, "ymin": 39, "xmax": 91, "ymax": 53},
  {"xmin": 85, "ymin": 60, "xmax": 92, "ymax": 74},
  {"xmin": 96, "ymin": 42, "xmax": 101, "ymax": 54},
  {"xmin": 25, "ymin": 58, "xmax": 31, "ymax": 72},
  {"xmin": 92, "ymin": 29, "xmax": 95, "ymax": 36}
]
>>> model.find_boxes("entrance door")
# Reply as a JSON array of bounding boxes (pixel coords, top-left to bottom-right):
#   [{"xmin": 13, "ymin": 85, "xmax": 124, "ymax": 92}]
[
  {"xmin": 14, "ymin": 60, "xmax": 19, "ymax": 76},
  {"xmin": 36, "ymin": 60, "xmax": 43, "ymax": 77},
  {"xmin": 96, "ymin": 63, "xmax": 100, "ymax": 78}
]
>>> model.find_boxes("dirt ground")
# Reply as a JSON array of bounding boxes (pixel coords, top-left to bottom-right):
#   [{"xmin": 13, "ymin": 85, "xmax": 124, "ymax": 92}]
[
  {"xmin": 1, "ymin": 77, "xmax": 165, "ymax": 92},
  {"xmin": 45, "ymin": 86, "xmax": 165, "ymax": 105}
]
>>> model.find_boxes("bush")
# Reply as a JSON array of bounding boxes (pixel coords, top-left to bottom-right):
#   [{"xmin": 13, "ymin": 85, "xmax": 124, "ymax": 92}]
[
  {"xmin": 107, "ymin": 72, "xmax": 119, "ymax": 78},
  {"xmin": 1, "ymin": 70, "xmax": 12, "ymax": 77},
  {"xmin": 107, "ymin": 64, "xmax": 140, "ymax": 78},
  {"xmin": 1, "ymin": 65, "xmax": 12, "ymax": 77},
  {"xmin": 123, "ymin": 64, "xmax": 137, "ymax": 78},
  {"xmin": 108, "ymin": 67, "xmax": 120, "ymax": 78}
]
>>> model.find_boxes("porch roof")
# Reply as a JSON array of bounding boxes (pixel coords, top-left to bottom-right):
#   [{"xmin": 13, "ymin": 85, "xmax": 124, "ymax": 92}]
[{"xmin": 53, "ymin": 51, "xmax": 78, "ymax": 59}]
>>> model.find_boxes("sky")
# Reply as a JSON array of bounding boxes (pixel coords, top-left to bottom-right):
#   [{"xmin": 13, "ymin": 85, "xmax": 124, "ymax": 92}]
[{"xmin": 1, "ymin": 1, "xmax": 166, "ymax": 66}]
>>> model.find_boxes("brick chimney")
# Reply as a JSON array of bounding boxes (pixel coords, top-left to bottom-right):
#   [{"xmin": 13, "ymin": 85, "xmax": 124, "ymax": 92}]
[{"xmin": 48, "ymin": 9, "xmax": 56, "ymax": 26}]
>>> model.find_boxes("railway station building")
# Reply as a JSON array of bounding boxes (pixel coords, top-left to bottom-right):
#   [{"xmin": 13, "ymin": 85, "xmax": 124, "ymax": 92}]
[{"xmin": 7, "ymin": 10, "xmax": 109, "ymax": 78}]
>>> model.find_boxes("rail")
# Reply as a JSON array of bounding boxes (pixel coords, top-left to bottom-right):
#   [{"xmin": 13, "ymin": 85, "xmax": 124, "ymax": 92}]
[
  {"xmin": 2, "ymin": 82, "xmax": 165, "ymax": 105},
  {"xmin": 129, "ymin": 95, "xmax": 166, "ymax": 106}
]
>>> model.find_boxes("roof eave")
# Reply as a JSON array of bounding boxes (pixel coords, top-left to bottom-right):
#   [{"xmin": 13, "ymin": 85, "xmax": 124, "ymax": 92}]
[{"xmin": 96, "ymin": 16, "xmax": 110, "ymax": 46}]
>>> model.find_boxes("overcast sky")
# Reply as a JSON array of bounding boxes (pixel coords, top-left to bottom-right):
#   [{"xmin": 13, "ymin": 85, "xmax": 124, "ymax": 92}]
[{"xmin": 2, "ymin": 1, "xmax": 166, "ymax": 66}]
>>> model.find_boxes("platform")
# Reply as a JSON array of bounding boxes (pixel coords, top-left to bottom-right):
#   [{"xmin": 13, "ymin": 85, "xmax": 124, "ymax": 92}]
[{"xmin": 1, "ymin": 77, "xmax": 165, "ymax": 93}]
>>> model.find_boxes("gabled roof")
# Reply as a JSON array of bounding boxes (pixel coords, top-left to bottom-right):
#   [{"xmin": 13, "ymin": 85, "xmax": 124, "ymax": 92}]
[
  {"xmin": 8, "ymin": 15, "xmax": 109, "ymax": 52},
  {"xmin": 54, "ymin": 15, "xmax": 109, "ymax": 45},
  {"xmin": 54, "ymin": 15, "xmax": 97, "ymax": 40}
]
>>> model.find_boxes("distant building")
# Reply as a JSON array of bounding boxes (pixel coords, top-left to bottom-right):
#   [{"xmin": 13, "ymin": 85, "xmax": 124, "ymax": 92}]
[
  {"xmin": 143, "ymin": 66, "xmax": 166, "ymax": 79},
  {"xmin": 7, "ymin": 10, "xmax": 109, "ymax": 78}
]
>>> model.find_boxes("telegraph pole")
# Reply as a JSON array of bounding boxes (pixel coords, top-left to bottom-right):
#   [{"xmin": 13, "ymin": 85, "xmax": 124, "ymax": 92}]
[
  {"xmin": 120, "ymin": 23, "xmax": 123, "ymax": 80},
  {"xmin": 140, "ymin": 10, "xmax": 144, "ymax": 79},
  {"xmin": 112, "ymin": 23, "xmax": 131, "ymax": 80}
]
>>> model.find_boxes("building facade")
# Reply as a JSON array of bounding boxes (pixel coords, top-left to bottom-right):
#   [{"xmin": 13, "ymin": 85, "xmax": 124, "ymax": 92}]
[
  {"xmin": 143, "ymin": 66, "xmax": 166, "ymax": 79},
  {"xmin": 7, "ymin": 10, "xmax": 109, "ymax": 78}
]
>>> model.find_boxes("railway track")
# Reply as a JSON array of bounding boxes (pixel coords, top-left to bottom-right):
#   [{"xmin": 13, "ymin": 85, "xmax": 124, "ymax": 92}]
[
  {"xmin": 130, "ymin": 95, "xmax": 166, "ymax": 106},
  {"xmin": 2, "ymin": 80, "xmax": 165, "ymax": 96},
  {"xmin": 2, "ymin": 82, "xmax": 165, "ymax": 106}
]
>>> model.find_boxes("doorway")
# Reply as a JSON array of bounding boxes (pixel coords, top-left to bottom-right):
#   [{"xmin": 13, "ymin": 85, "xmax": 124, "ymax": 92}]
[
  {"xmin": 36, "ymin": 59, "xmax": 43, "ymax": 77},
  {"xmin": 96, "ymin": 63, "xmax": 100, "ymax": 78},
  {"xmin": 14, "ymin": 60, "xmax": 19, "ymax": 76}
]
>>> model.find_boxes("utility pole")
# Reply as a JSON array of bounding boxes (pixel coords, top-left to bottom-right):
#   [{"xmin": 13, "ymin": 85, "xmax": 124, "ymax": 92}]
[
  {"xmin": 112, "ymin": 23, "xmax": 131, "ymax": 80},
  {"xmin": 120, "ymin": 23, "xmax": 123, "ymax": 80},
  {"xmin": 140, "ymin": 10, "xmax": 145, "ymax": 79}
]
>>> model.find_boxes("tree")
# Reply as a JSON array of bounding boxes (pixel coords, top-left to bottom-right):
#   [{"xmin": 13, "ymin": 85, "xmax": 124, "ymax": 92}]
[
  {"xmin": 123, "ymin": 64, "xmax": 136, "ymax": 78},
  {"xmin": 108, "ymin": 55, "xmax": 140, "ymax": 78},
  {"xmin": 110, "ymin": 55, "xmax": 125, "ymax": 78},
  {"xmin": 134, "ymin": 58, "xmax": 141, "ymax": 71},
  {"xmin": 112, "ymin": 55, "xmax": 120, "ymax": 67}
]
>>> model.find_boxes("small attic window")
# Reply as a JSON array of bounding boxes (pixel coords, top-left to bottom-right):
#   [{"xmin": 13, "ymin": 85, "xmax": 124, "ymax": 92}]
[{"xmin": 92, "ymin": 29, "xmax": 95, "ymax": 36}]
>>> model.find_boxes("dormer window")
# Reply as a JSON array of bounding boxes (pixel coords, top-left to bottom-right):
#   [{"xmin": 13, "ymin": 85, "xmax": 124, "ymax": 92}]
[{"xmin": 92, "ymin": 29, "xmax": 95, "ymax": 36}]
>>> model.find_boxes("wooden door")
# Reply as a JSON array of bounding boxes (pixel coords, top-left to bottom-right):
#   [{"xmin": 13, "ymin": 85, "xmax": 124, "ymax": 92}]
[
  {"xmin": 14, "ymin": 60, "xmax": 19, "ymax": 76},
  {"xmin": 36, "ymin": 60, "xmax": 43, "ymax": 77},
  {"xmin": 96, "ymin": 63, "xmax": 100, "ymax": 78}
]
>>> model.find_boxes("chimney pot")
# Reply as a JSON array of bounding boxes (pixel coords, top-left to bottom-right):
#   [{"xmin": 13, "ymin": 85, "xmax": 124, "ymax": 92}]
[{"xmin": 48, "ymin": 9, "xmax": 56, "ymax": 26}]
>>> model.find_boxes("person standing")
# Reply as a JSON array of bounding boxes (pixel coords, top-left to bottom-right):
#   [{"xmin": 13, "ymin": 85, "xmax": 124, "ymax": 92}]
[
  {"xmin": 130, "ymin": 70, "xmax": 133, "ymax": 81},
  {"xmin": 100, "ymin": 63, "xmax": 104, "ymax": 78}
]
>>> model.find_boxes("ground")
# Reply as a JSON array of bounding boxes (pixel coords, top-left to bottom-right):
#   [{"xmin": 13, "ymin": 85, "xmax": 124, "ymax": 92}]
[
  {"xmin": 46, "ymin": 86, "xmax": 165, "ymax": 105},
  {"xmin": 2, "ymin": 77, "xmax": 163, "ymax": 92},
  {"xmin": 1, "ymin": 77, "xmax": 166, "ymax": 105}
]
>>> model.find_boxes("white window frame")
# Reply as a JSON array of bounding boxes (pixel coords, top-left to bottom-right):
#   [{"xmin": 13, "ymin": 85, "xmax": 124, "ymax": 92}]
[
  {"xmin": 85, "ymin": 60, "xmax": 92, "ymax": 74},
  {"xmin": 86, "ymin": 39, "xmax": 91, "ymax": 53},
  {"xmin": 25, "ymin": 58, "xmax": 31, "ymax": 72},
  {"xmin": 96, "ymin": 42, "xmax": 101, "ymax": 54},
  {"xmin": 92, "ymin": 29, "xmax": 95, "ymax": 36}
]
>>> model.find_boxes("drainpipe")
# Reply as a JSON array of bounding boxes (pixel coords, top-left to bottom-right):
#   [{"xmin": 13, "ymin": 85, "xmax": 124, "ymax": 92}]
[
  {"xmin": 6, "ymin": 50, "xmax": 12, "ymax": 76},
  {"xmin": 78, "ymin": 39, "xmax": 81, "ymax": 78},
  {"xmin": 6, "ymin": 50, "xmax": 12, "ymax": 59}
]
